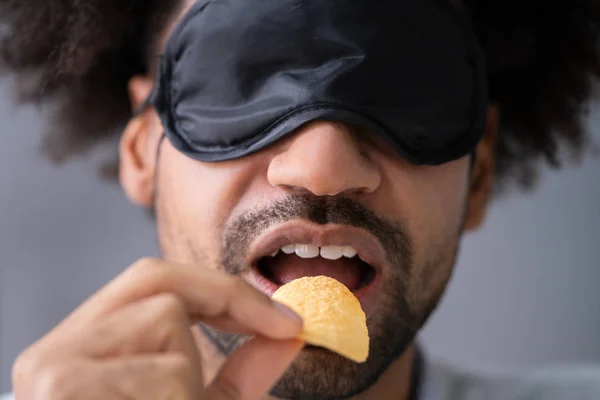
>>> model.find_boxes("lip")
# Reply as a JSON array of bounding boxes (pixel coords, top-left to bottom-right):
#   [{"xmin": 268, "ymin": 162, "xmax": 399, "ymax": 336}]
[{"xmin": 245, "ymin": 220, "xmax": 387, "ymax": 316}]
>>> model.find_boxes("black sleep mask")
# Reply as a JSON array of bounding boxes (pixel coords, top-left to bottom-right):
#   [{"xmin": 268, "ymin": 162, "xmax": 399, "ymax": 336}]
[{"xmin": 151, "ymin": 0, "xmax": 488, "ymax": 165}]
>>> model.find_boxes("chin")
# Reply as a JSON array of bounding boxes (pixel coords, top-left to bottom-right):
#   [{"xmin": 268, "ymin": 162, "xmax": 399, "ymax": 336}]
[{"xmin": 270, "ymin": 336, "xmax": 408, "ymax": 400}]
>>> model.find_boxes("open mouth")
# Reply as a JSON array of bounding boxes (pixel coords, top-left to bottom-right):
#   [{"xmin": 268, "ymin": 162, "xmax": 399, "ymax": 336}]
[
  {"xmin": 246, "ymin": 222, "xmax": 386, "ymax": 316},
  {"xmin": 254, "ymin": 244, "xmax": 377, "ymax": 292}
]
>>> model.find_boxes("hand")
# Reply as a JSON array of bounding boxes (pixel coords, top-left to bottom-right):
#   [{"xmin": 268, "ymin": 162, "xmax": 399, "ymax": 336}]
[{"xmin": 12, "ymin": 257, "xmax": 304, "ymax": 399}]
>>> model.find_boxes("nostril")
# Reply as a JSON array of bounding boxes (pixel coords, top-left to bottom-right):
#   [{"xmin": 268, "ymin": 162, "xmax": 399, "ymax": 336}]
[
  {"xmin": 277, "ymin": 184, "xmax": 315, "ymax": 196},
  {"xmin": 274, "ymin": 175, "xmax": 377, "ymax": 197}
]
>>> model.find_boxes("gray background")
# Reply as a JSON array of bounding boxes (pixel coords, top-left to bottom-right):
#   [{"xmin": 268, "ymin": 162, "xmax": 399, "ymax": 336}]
[{"xmin": 1, "ymin": 79, "xmax": 599, "ymax": 393}]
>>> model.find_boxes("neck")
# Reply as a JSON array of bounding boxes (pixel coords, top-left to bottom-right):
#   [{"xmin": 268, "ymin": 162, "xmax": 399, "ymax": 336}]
[{"xmin": 192, "ymin": 326, "xmax": 418, "ymax": 400}]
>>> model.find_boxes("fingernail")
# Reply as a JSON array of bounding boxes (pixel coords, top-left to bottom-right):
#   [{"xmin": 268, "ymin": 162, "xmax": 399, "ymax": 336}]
[{"xmin": 273, "ymin": 301, "xmax": 303, "ymax": 325}]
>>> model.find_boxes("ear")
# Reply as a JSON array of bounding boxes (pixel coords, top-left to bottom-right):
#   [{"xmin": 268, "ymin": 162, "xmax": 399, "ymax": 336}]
[
  {"xmin": 119, "ymin": 76, "xmax": 160, "ymax": 207},
  {"xmin": 464, "ymin": 105, "xmax": 500, "ymax": 231}
]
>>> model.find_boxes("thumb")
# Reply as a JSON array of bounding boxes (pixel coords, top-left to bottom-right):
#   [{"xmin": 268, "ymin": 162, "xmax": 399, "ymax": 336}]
[{"xmin": 204, "ymin": 336, "xmax": 304, "ymax": 400}]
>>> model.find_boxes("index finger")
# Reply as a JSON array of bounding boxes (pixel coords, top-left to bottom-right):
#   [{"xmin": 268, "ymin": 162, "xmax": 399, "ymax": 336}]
[{"xmin": 64, "ymin": 258, "xmax": 302, "ymax": 340}]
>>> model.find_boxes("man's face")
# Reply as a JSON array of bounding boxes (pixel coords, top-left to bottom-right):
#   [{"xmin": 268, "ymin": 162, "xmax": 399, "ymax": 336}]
[
  {"xmin": 149, "ymin": 120, "xmax": 470, "ymax": 397},
  {"xmin": 118, "ymin": 2, "xmax": 495, "ymax": 397}
]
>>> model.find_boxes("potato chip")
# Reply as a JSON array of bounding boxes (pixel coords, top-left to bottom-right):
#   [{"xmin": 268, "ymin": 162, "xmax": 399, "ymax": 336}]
[{"xmin": 271, "ymin": 275, "xmax": 369, "ymax": 363}]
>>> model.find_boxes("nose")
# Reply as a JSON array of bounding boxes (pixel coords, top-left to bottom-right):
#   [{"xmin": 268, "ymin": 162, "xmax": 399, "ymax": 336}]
[{"xmin": 267, "ymin": 121, "xmax": 381, "ymax": 196}]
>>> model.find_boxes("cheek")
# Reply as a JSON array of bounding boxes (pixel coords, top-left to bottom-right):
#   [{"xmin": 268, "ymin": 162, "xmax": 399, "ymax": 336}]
[
  {"xmin": 377, "ymin": 158, "xmax": 470, "ymax": 311},
  {"xmin": 416, "ymin": 160, "xmax": 470, "ymax": 233},
  {"xmin": 156, "ymin": 143, "xmax": 261, "ymax": 262},
  {"xmin": 378, "ymin": 157, "xmax": 470, "ymax": 253}
]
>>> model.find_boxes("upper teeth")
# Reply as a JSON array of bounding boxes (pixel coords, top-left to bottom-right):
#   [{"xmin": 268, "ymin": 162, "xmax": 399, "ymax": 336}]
[{"xmin": 272, "ymin": 244, "xmax": 358, "ymax": 260}]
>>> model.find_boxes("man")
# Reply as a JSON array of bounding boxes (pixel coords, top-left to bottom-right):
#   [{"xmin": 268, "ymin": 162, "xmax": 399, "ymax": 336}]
[{"xmin": 1, "ymin": 0, "xmax": 599, "ymax": 398}]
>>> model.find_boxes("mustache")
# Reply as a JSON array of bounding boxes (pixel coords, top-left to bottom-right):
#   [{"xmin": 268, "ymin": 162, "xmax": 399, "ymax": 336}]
[{"xmin": 221, "ymin": 194, "xmax": 413, "ymax": 275}]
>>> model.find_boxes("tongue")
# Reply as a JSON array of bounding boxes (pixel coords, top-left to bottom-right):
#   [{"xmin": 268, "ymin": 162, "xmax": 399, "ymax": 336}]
[{"xmin": 267, "ymin": 254, "xmax": 363, "ymax": 291}]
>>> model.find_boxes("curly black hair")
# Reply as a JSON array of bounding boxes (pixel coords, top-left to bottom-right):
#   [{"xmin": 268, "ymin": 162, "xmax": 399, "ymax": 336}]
[{"xmin": 0, "ymin": 0, "xmax": 599, "ymax": 193}]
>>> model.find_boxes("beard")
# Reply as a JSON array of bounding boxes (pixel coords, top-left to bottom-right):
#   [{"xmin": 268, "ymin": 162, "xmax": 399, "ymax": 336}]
[
  {"xmin": 155, "ymin": 186, "xmax": 461, "ymax": 399},
  {"xmin": 188, "ymin": 194, "xmax": 461, "ymax": 399}
]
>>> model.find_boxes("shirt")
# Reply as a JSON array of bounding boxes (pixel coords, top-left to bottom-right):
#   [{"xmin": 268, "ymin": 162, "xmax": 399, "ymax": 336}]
[
  {"xmin": 3, "ymin": 358, "xmax": 600, "ymax": 399},
  {"xmin": 420, "ymin": 359, "xmax": 600, "ymax": 400}
]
